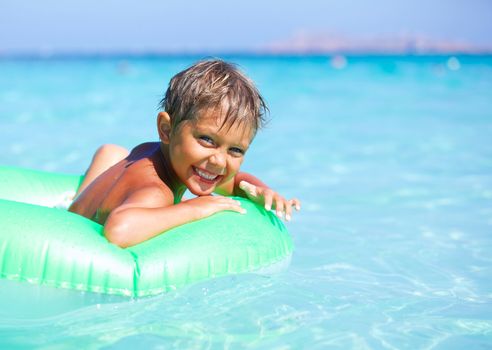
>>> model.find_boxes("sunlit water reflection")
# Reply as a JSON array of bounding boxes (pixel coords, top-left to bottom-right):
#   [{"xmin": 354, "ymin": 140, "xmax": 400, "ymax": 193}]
[{"xmin": 1, "ymin": 55, "xmax": 491, "ymax": 348}]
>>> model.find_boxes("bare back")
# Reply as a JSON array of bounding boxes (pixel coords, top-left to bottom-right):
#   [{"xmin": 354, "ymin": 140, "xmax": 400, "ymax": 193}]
[{"xmin": 69, "ymin": 142, "xmax": 175, "ymax": 224}]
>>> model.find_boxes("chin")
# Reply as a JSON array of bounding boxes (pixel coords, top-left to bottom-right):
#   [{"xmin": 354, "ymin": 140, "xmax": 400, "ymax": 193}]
[{"xmin": 187, "ymin": 184, "xmax": 216, "ymax": 197}]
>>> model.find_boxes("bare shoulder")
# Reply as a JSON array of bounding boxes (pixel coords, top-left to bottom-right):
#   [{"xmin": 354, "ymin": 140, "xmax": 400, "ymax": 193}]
[
  {"xmin": 121, "ymin": 184, "xmax": 173, "ymax": 210},
  {"xmin": 115, "ymin": 164, "xmax": 174, "ymax": 212},
  {"xmin": 123, "ymin": 158, "xmax": 174, "ymax": 207},
  {"xmin": 127, "ymin": 142, "xmax": 160, "ymax": 160}
]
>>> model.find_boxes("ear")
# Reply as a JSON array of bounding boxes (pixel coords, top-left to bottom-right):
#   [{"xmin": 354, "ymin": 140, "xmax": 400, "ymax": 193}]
[{"xmin": 157, "ymin": 112, "xmax": 172, "ymax": 144}]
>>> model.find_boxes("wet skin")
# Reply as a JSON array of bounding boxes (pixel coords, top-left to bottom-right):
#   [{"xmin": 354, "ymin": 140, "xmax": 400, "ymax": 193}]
[
  {"xmin": 70, "ymin": 110, "xmax": 253, "ymax": 221},
  {"xmin": 165, "ymin": 111, "xmax": 253, "ymax": 198},
  {"xmin": 69, "ymin": 111, "xmax": 300, "ymax": 247},
  {"xmin": 69, "ymin": 142, "xmax": 177, "ymax": 225}
]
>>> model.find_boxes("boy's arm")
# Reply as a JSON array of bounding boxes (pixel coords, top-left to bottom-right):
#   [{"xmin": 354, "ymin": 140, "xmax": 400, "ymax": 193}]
[
  {"xmin": 104, "ymin": 186, "xmax": 244, "ymax": 248},
  {"xmin": 215, "ymin": 172, "xmax": 301, "ymax": 221}
]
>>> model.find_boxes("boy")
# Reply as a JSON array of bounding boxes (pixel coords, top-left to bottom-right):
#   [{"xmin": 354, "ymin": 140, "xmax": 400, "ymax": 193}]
[{"xmin": 69, "ymin": 59, "xmax": 300, "ymax": 248}]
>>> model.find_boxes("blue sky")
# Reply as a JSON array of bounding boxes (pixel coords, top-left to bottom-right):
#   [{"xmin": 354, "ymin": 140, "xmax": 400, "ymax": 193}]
[{"xmin": 1, "ymin": 0, "xmax": 491, "ymax": 53}]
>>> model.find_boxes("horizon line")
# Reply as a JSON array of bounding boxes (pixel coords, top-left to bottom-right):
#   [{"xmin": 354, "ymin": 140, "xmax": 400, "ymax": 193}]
[{"xmin": 2, "ymin": 49, "xmax": 492, "ymax": 60}]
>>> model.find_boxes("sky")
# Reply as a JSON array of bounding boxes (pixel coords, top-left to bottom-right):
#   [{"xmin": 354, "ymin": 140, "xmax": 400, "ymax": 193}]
[{"xmin": 1, "ymin": 0, "xmax": 491, "ymax": 54}]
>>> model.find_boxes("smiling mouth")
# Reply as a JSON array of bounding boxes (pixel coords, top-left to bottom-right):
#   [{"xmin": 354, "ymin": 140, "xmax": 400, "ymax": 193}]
[{"xmin": 192, "ymin": 166, "xmax": 223, "ymax": 183}]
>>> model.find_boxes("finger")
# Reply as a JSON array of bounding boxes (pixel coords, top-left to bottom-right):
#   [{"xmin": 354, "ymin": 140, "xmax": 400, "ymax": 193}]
[
  {"xmin": 227, "ymin": 202, "xmax": 247, "ymax": 214},
  {"xmin": 275, "ymin": 197, "xmax": 285, "ymax": 219},
  {"xmin": 218, "ymin": 197, "xmax": 246, "ymax": 214},
  {"xmin": 263, "ymin": 190, "xmax": 273, "ymax": 211},
  {"xmin": 285, "ymin": 200, "xmax": 293, "ymax": 221},
  {"xmin": 290, "ymin": 198, "xmax": 301, "ymax": 211},
  {"xmin": 239, "ymin": 181, "xmax": 257, "ymax": 197}
]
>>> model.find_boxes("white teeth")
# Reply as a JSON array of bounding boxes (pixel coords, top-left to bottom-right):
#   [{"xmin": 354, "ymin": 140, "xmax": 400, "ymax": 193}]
[{"xmin": 195, "ymin": 167, "xmax": 219, "ymax": 181}]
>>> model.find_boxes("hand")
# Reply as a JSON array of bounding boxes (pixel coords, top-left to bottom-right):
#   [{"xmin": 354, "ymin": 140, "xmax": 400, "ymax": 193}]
[
  {"xmin": 239, "ymin": 181, "xmax": 301, "ymax": 221},
  {"xmin": 184, "ymin": 195, "xmax": 246, "ymax": 220}
]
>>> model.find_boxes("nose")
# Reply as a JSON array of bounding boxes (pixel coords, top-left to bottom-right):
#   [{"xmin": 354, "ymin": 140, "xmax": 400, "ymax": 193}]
[{"xmin": 209, "ymin": 150, "xmax": 226, "ymax": 172}]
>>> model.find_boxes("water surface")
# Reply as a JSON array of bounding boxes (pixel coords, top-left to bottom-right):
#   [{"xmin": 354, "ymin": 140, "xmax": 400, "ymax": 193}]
[{"xmin": 1, "ymin": 55, "xmax": 491, "ymax": 349}]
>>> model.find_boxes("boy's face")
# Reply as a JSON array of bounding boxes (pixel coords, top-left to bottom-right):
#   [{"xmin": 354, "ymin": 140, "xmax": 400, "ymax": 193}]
[{"xmin": 167, "ymin": 110, "xmax": 254, "ymax": 196}]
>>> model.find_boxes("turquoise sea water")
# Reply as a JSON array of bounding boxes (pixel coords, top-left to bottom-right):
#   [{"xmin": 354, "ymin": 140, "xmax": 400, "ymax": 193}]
[{"xmin": 0, "ymin": 55, "xmax": 491, "ymax": 349}]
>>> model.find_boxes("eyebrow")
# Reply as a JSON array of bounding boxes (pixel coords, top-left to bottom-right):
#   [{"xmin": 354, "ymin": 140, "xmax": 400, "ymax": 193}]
[{"xmin": 195, "ymin": 126, "xmax": 251, "ymax": 150}]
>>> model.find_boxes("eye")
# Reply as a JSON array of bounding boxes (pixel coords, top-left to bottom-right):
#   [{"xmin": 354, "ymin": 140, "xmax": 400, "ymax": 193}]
[
  {"xmin": 198, "ymin": 135, "xmax": 215, "ymax": 145},
  {"xmin": 229, "ymin": 147, "xmax": 245, "ymax": 157}
]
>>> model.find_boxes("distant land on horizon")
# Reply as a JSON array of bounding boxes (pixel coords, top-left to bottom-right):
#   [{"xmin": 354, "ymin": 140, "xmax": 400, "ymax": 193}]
[
  {"xmin": 261, "ymin": 32, "xmax": 492, "ymax": 55},
  {"xmin": 1, "ymin": 33, "xmax": 491, "ymax": 57}
]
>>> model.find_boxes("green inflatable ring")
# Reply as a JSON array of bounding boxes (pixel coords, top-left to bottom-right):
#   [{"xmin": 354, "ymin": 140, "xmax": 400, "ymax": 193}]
[{"xmin": 0, "ymin": 166, "xmax": 293, "ymax": 297}]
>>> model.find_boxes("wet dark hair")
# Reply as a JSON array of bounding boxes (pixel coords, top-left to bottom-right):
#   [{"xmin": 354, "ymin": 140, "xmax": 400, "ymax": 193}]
[{"xmin": 160, "ymin": 59, "xmax": 268, "ymax": 134}]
